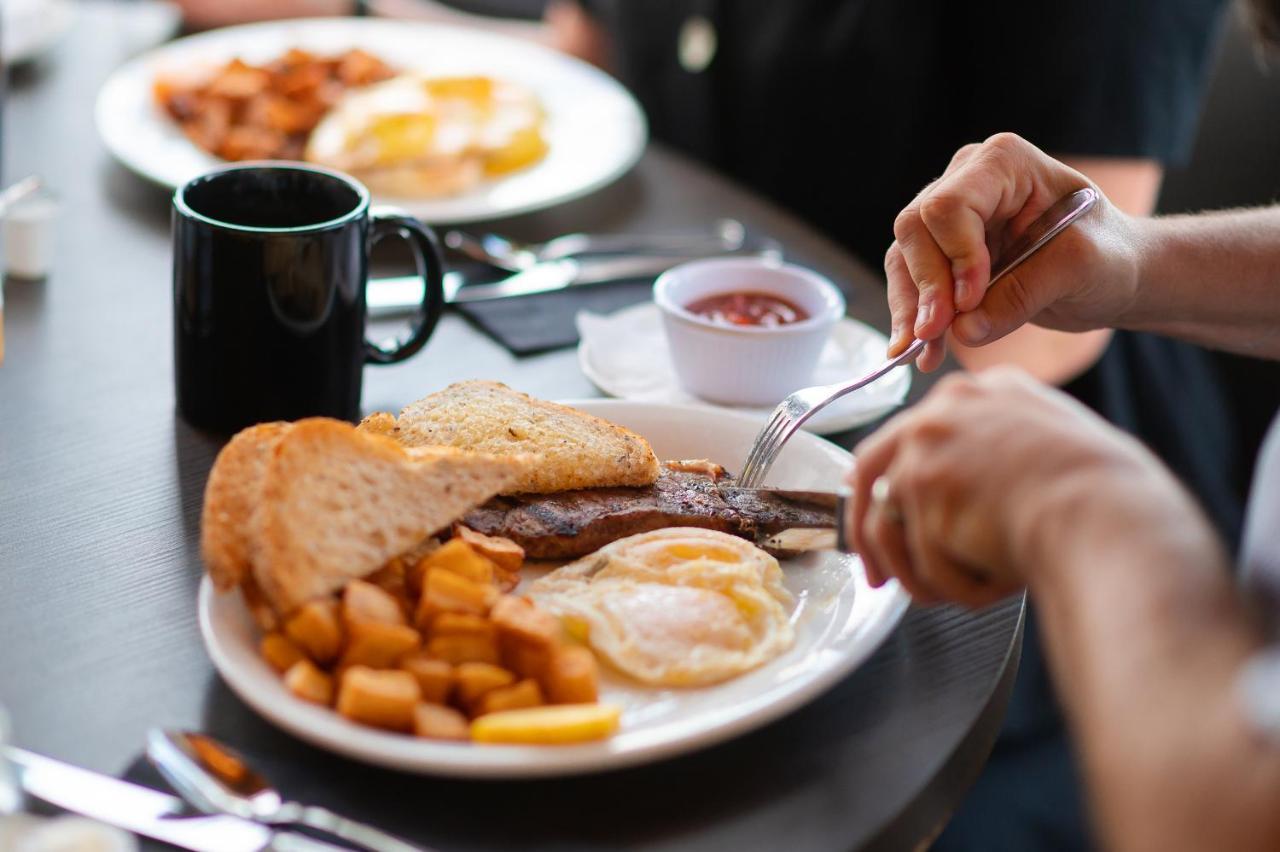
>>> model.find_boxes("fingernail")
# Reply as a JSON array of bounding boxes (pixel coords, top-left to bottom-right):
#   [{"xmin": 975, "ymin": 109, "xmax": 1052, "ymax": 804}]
[
  {"xmin": 914, "ymin": 300, "xmax": 933, "ymax": 334},
  {"xmin": 953, "ymin": 271, "xmax": 970, "ymax": 305},
  {"xmin": 957, "ymin": 310, "xmax": 991, "ymax": 343}
]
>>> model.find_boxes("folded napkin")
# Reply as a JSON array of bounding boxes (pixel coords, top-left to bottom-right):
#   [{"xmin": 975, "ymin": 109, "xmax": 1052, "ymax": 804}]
[{"xmin": 452, "ymin": 277, "xmax": 656, "ymax": 356}]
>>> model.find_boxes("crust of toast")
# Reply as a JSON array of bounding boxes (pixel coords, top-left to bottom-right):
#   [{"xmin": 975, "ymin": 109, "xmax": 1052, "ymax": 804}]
[
  {"xmin": 384, "ymin": 381, "xmax": 660, "ymax": 493},
  {"xmin": 249, "ymin": 418, "xmax": 529, "ymax": 614},
  {"xmin": 201, "ymin": 422, "xmax": 293, "ymax": 591}
]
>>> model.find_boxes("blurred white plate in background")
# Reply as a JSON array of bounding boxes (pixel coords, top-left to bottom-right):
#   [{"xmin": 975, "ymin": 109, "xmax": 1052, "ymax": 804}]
[{"xmin": 94, "ymin": 17, "xmax": 648, "ymax": 223}]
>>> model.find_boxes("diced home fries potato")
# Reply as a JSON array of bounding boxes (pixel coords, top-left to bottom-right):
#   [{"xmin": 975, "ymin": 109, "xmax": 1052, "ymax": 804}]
[
  {"xmin": 471, "ymin": 704, "xmax": 622, "ymax": 744},
  {"xmin": 401, "ymin": 538, "xmax": 441, "ymax": 600},
  {"xmin": 426, "ymin": 633, "xmax": 501, "ymax": 666},
  {"xmin": 342, "ymin": 579, "xmax": 407, "ymax": 627},
  {"xmin": 500, "ymin": 638, "xmax": 551, "ymax": 682},
  {"xmin": 452, "ymin": 525, "xmax": 525, "ymax": 572},
  {"xmin": 454, "ymin": 662, "xmax": 515, "ymax": 708},
  {"xmin": 283, "ymin": 660, "xmax": 334, "ymax": 706},
  {"xmin": 420, "ymin": 539, "xmax": 495, "ymax": 585},
  {"xmin": 543, "ymin": 644, "xmax": 599, "ymax": 704},
  {"xmin": 257, "ymin": 530, "xmax": 609, "ymax": 744},
  {"xmin": 338, "ymin": 621, "xmax": 420, "ymax": 671},
  {"xmin": 284, "ymin": 599, "xmax": 343, "ymax": 665},
  {"xmin": 413, "ymin": 703, "xmax": 470, "ymax": 741},
  {"xmin": 475, "ymin": 679, "xmax": 543, "ymax": 717},
  {"xmin": 418, "ymin": 568, "xmax": 497, "ymax": 622},
  {"xmin": 400, "ymin": 654, "xmax": 454, "ymax": 704},
  {"xmin": 361, "ymin": 562, "xmax": 414, "ymax": 616},
  {"xmin": 337, "ymin": 666, "xmax": 420, "ymax": 731},
  {"xmin": 260, "ymin": 632, "xmax": 305, "ymax": 674},
  {"xmin": 431, "ymin": 613, "xmax": 496, "ymax": 640},
  {"xmin": 491, "ymin": 595, "xmax": 561, "ymax": 648}
]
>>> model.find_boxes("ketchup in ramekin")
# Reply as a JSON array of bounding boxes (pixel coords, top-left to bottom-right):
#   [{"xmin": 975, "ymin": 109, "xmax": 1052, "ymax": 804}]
[{"xmin": 684, "ymin": 291, "xmax": 809, "ymax": 327}]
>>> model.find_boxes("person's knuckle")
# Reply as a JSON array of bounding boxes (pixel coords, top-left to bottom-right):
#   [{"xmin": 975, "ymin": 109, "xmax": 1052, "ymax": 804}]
[
  {"xmin": 919, "ymin": 192, "xmax": 961, "ymax": 228},
  {"xmin": 883, "ymin": 244, "xmax": 905, "ymax": 273},
  {"xmin": 983, "ymin": 365, "xmax": 1030, "ymax": 386},
  {"xmin": 892, "ymin": 208, "xmax": 923, "ymax": 243},
  {"xmin": 936, "ymin": 372, "xmax": 979, "ymax": 397},
  {"xmin": 983, "ymin": 131, "xmax": 1026, "ymax": 156},
  {"xmin": 912, "ymin": 418, "xmax": 954, "ymax": 449},
  {"xmin": 948, "ymin": 142, "xmax": 982, "ymax": 169}
]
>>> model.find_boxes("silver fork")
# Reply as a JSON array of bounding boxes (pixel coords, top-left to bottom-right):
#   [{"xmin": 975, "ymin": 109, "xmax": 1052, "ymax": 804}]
[
  {"xmin": 445, "ymin": 219, "xmax": 748, "ymax": 271},
  {"xmin": 735, "ymin": 187, "xmax": 1099, "ymax": 488}
]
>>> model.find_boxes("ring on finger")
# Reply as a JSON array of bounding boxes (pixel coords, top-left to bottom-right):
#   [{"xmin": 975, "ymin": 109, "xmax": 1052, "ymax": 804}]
[{"xmin": 870, "ymin": 475, "xmax": 905, "ymax": 525}]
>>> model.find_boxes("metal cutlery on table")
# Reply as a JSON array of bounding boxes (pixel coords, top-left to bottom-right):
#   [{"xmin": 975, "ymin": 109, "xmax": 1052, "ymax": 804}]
[
  {"xmin": 445, "ymin": 218, "xmax": 748, "ymax": 271},
  {"xmin": 368, "ymin": 244, "xmax": 784, "ymax": 318},
  {"xmin": 6, "ymin": 745, "xmax": 350, "ymax": 852},
  {"xmin": 148, "ymin": 729, "xmax": 429, "ymax": 852},
  {"xmin": 735, "ymin": 187, "xmax": 1101, "ymax": 488}
]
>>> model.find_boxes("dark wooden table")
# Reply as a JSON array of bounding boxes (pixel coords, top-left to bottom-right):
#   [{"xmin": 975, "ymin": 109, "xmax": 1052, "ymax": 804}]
[{"xmin": 0, "ymin": 4, "xmax": 1024, "ymax": 850}]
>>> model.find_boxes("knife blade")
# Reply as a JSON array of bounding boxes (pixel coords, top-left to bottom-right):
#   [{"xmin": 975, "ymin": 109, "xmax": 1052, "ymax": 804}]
[
  {"xmin": 6, "ymin": 747, "xmax": 346, "ymax": 852},
  {"xmin": 367, "ymin": 248, "xmax": 783, "ymax": 318},
  {"xmin": 715, "ymin": 485, "xmax": 851, "ymax": 554}
]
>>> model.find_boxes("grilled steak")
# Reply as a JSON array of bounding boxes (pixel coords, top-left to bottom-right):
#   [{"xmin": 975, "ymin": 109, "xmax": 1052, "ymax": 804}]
[{"xmin": 461, "ymin": 469, "xmax": 836, "ymax": 559}]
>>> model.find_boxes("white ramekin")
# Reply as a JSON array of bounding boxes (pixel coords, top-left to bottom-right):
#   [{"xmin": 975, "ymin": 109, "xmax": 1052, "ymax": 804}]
[{"xmin": 653, "ymin": 258, "xmax": 846, "ymax": 406}]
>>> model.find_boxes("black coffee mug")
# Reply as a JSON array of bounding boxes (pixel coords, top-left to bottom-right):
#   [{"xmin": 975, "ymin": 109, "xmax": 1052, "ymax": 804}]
[{"xmin": 173, "ymin": 163, "xmax": 445, "ymax": 432}]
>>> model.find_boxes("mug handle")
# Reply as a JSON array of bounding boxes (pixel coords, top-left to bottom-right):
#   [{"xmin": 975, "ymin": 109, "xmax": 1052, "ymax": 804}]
[{"xmin": 364, "ymin": 209, "xmax": 446, "ymax": 365}]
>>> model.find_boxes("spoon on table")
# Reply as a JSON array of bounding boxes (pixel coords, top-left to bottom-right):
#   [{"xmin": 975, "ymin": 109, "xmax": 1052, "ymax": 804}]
[{"xmin": 146, "ymin": 730, "xmax": 431, "ymax": 852}]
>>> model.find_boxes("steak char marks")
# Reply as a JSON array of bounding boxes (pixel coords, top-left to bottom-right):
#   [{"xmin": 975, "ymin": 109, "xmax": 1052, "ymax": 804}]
[{"xmin": 461, "ymin": 467, "xmax": 835, "ymax": 559}]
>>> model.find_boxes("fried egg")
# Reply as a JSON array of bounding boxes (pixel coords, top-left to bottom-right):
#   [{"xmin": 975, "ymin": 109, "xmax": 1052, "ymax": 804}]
[
  {"xmin": 305, "ymin": 74, "xmax": 547, "ymax": 197},
  {"xmin": 527, "ymin": 528, "xmax": 795, "ymax": 687}
]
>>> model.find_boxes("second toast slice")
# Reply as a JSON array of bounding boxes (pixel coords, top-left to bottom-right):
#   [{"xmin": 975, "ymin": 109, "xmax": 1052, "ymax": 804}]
[{"xmin": 368, "ymin": 381, "xmax": 660, "ymax": 493}]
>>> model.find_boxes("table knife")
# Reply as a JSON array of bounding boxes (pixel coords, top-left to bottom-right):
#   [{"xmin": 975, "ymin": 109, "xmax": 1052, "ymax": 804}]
[
  {"xmin": 715, "ymin": 485, "xmax": 852, "ymax": 554},
  {"xmin": 6, "ymin": 747, "xmax": 347, "ymax": 852},
  {"xmin": 367, "ymin": 248, "xmax": 782, "ymax": 317}
]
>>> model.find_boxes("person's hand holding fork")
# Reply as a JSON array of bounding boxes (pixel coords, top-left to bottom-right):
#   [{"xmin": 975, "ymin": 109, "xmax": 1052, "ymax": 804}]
[
  {"xmin": 851, "ymin": 133, "xmax": 1220, "ymax": 604},
  {"xmin": 885, "ymin": 133, "xmax": 1144, "ymax": 371}
]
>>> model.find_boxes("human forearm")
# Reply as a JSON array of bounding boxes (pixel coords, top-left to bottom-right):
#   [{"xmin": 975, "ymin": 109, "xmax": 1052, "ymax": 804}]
[
  {"xmin": 1028, "ymin": 473, "xmax": 1280, "ymax": 851},
  {"xmin": 1119, "ymin": 207, "xmax": 1280, "ymax": 357}
]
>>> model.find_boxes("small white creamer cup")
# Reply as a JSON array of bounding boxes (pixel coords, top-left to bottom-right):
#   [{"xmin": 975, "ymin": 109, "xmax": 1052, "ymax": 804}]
[
  {"xmin": 3, "ymin": 193, "xmax": 58, "ymax": 280},
  {"xmin": 654, "ymin": 257, "xmax": 846, "ymax": 406}
]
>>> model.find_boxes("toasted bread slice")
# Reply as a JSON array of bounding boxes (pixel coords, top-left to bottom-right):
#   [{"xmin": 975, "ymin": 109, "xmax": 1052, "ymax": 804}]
[
  {"xmin": 380, "ymin": 381, "xmax": 660, "ymax": 493},
  {"xmin": 201, "ymin": 421, "xmax": 293, "ymax": 591},
  {"xmin": 250, "ymin": 418, "xmax": 528, "ymax": 614}
]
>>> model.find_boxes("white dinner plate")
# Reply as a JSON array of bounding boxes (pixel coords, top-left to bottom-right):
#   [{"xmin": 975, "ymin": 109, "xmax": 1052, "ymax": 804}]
[
  {"xmin": 94, "ymin": 18, "xmax": 647, "ymax": 223},
  {"xmin": 577, "ymin": 303, "xmax": 911, "ymax": 435},
  {"xmin": 198, "ymin": 400, "xmax": 909, "ymax": 778},
  {"xmin": 2, "ymin": 0, "xmax": 75, "ymax": 66}
]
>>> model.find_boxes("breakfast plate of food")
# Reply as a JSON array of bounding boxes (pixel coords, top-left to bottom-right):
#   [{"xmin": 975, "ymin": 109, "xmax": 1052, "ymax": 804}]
[
  {"xmin": 94, "ymin": 18, "xmax": 646, "ymax": 223},
  {"xmin": 198, "ymin": 381, "xmax": 908, "ymax": 777}
]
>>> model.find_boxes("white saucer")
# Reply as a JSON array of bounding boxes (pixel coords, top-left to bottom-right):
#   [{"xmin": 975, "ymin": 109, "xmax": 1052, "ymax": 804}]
[{"xmin": 576, "ymin": 303, "xmax": 911, "ymax": 435}]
